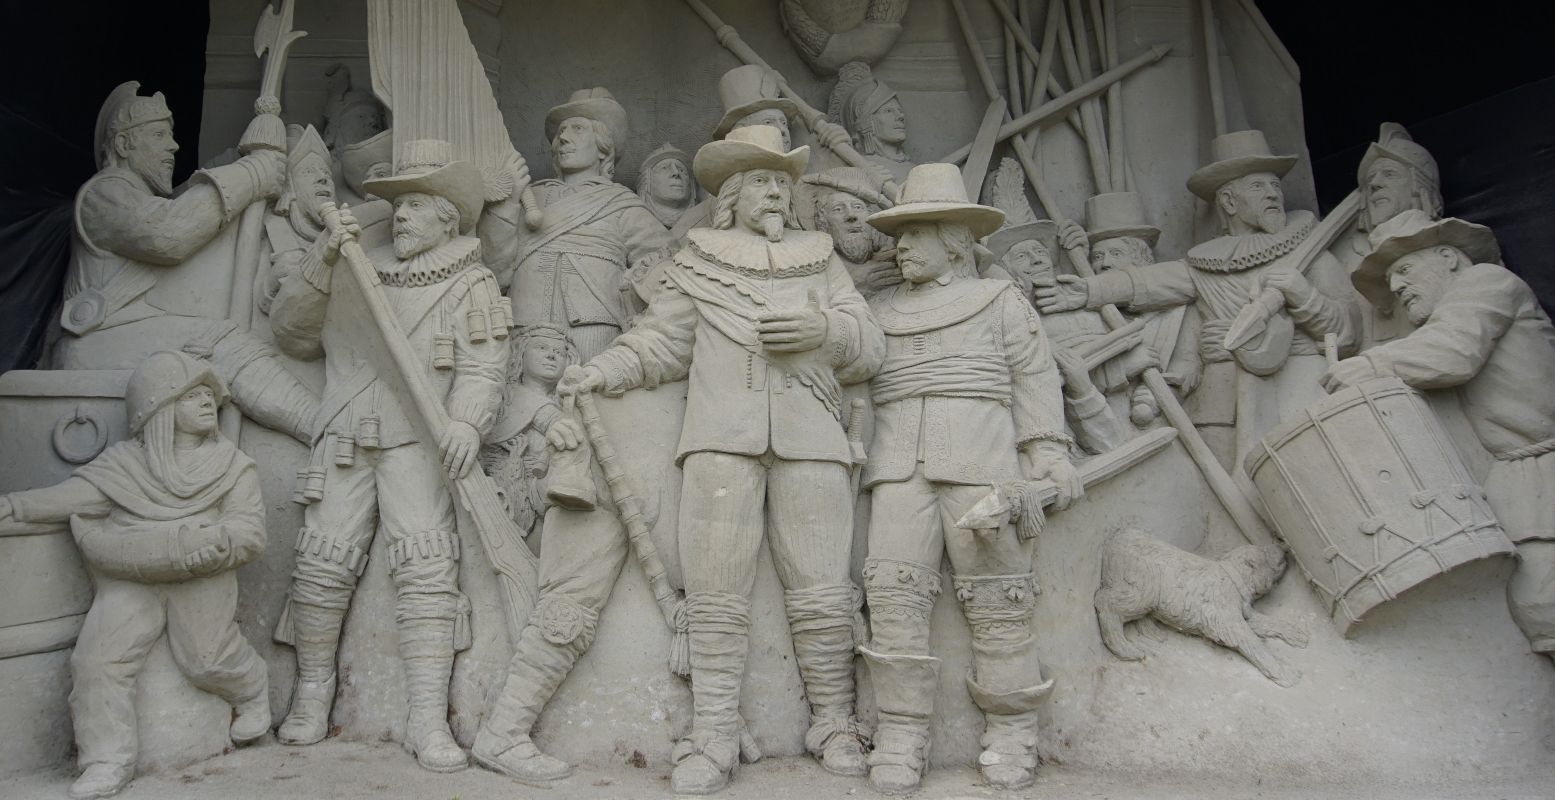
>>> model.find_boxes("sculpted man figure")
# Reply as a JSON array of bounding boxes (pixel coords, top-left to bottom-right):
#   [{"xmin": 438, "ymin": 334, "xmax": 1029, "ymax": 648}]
[
  {"xmin": 483, "ymin": 88, "xmax": 673, "ymax": 361},
  {"xmin": 1059, "ymin": 192, "xmax": 1202, "ymax": 425},
  {"xmin": 636, "ymin": 143, "xmax": 699, "ymax": 229},
  {"xmin": 803, "ymin": 166, "xmax": 899, "ymax": 298},
  {"xmin": 258, "ymin": 125, "xmax": 336, "ymax": 315},
  {"xmin": 1331, "ymin": 123, "xmax": 1444, "ymax": 346},
  {"xmin": 58, "ymin": 81, "xmax": 315, "ymax": 442},
  {"xmin": 1039, "ymin": 130, "xmax": 1360, "ymax": 465},
  {"xmin": 1323, "ymin": 210, "xmax": 1555, "ymax": 662},
  {"xmin": 830, "ymin": 61, "xmax": 914, "ymax": 185},
  {"xmin": 269, "ymin": 140, "xmax": 510, "ymax": 772},
  {"xmin": 670, "ymin": 65, "xmax": 853, "ymax": 240},
  {"xmin": 320, "ymin": 63, "xmax": 390, "ymax": 208},
  {"xmin": 0, "ymin": 352, "xmax": 269, "ymax": 799},
  {"xmin": 860, "ymin": 164, "xmax": 1081, "ymax": 793},
  {"xmin": 554, "ymin": 126, "xmax": 884, "ymax": 794}
]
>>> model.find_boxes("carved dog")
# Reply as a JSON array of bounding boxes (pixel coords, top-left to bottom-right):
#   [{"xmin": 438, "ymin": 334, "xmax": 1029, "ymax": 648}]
[{"xmin": 1094, "ymin": 528, "xmax": 1308, "ymax": 687}]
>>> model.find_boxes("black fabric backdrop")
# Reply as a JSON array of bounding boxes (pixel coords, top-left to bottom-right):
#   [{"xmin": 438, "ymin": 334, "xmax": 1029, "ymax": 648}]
[{"xmin": 1, "ymin": 2, "xmax": 1551, "ymax": 372}]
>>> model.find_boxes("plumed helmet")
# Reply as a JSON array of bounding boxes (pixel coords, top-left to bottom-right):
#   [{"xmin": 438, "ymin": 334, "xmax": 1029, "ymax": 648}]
[
  {"xmin": 95, "ymin": 81, "xmax": 173, "ymax": 170},
  {"xmin": 125, "ymin": 351, "xmax": 229, "ymax": 435}
]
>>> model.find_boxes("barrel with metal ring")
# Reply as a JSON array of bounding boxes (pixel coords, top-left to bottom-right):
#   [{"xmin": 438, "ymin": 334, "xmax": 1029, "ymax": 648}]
[{"xmin": 1244, "ymin": 376, "xmax": 1515, "ymax": 635}]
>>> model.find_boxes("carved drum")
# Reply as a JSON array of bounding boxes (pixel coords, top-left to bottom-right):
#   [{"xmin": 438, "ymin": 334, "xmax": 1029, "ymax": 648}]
[{"xmin": 1245, "ymin": 377, "xmax": 1515, "ymax": 635}]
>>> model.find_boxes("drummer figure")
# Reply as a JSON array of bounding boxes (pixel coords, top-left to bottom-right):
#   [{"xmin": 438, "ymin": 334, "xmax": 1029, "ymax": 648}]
[{"xmin": 1323, "ymin": 210, "xmax": 1555, "ymax": 661}]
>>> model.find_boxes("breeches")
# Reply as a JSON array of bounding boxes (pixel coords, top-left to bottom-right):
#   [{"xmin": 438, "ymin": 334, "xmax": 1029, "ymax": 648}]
[
  {"xmin": 70, "ymin": 572, "xmax": 265, "ymax": 767},
  {"xmin": 678, "ymin": 451, "xmax": 854, "ymax": 596},
  {"xmin": 291, "ymin": 442, "xmax": 459, "ymax": 604}
]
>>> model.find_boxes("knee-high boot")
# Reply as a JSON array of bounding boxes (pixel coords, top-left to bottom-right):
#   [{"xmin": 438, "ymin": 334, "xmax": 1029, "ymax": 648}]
[
  {"xmin": 957, "ymin": 572, "xmax": 1051, "ymax": 790},
  {"xmin": 277, "ymin": 580, "xmax": 350, "ymax": 746},
  {"xmin": 397, "ymin": 610, "xmax": 467, "ymax": 772},
  {"xmin": 861, "ymin": 646, "xmax": 939, "ymax": 795},
  {"xmin": 472, "ymin": 597, "xmax": 598, "ymax": 786},
  {"xmin": 785, "ymin": 584, "xmax": 868, "ymax": 776},
  {"xmin": 671, "ymin": 591, "xmax": 750, "ymax": 795}
]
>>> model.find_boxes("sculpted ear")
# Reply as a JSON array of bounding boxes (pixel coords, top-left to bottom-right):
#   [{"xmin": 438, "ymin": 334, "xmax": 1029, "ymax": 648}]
[
  {"xmin": 112, "ymin": 131, "xmax": 133, "ymax": 161},
  {"xmin": 1216, "ymin": 186, "xmax": 1237, "ymax": 217},
  {"xmin": 1436, "ymin": 246, "xmax": 1464, "ymax": 270}
]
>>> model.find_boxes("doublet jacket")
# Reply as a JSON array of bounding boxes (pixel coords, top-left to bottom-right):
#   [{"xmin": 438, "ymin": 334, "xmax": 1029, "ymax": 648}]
[
  {"xmin": 591, "ymin": 227, "xmax": 885, "ymax": 465},
  {"xmin": 269, "ymin": 231, "xmax": 509, "ymax": 459},
  {"xmin": 863, "ymin": 278, "xmax": 1067, "ymax": 488},
  {"xmin": 489, "ymin": 178, "xmax": 673, "ymax": 330}
]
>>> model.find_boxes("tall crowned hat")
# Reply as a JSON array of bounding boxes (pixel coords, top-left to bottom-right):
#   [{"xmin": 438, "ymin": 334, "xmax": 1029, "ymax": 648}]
[
  {"xmin": 713, "ymin": 65, "xmax": 799, "ymax": 139},
  {"xmin": 340, "ymin": 129, "xmax": 393, "ymax": 197},
  {"xmin": 95, "ymin": 81, "xmax": 173, "ymax": 170},
  {"xmin": 692, "ymin": 125, "xmax": 810, "ymax": 194},
  {"xmin": 286, "ymin": 124, "xmax": 330, "ymax": 173},
  {"xmin": 1351, "ymin": 209, "xmax": 1500, "ymax": 309},
  {"xmin": 866, "ymin": 163, "xmax": 1005, "ymax": 239},
  {"xmin": 1357, "ymin": 122, "xmax": 1439, "ymax": 188},
  {"xmin": 363, "ymin": 139, "xmax": 483, "ymax": 234},
  {"xmin": 1187, "ymin": 129, "xmax": 1298, "ymax": 201},
  {"xmin": 1084, "ymin": 192, "xmax": 1160, "ymax": 246},
  {"xmin": 545, "ymin": 88, "xmax": 630, "ymax": 159}
]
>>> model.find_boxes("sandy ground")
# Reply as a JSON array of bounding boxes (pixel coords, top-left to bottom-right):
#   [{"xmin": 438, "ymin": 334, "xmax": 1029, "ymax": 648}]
[{"xmin": 4, "ymin": 739, "xmax": 1552, "ymax": 800}]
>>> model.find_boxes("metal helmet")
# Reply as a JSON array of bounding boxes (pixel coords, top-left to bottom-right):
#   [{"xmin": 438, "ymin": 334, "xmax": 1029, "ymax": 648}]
[{"xmin": 125, "ymin": 350, "xmax": 229, "ymax": 434}]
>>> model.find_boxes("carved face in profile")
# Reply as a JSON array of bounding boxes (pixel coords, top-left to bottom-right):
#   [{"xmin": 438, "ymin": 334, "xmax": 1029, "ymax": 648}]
[
  {"xmin": 895, "ymin": 222, "xmax": 954, "ymax": 284},
  {"xmin": 870, "ymin": 97, "xmax": 907, "ymax": 146},
  {"xmin": 173, "ymin": 384, "xmax": 218, "ymax": 437},
  {"xmin": 552, "ymin": 116, "xmax": 605, "ymax": 175},
  {"xmin": 733, "ymin": 109, "xmax": 792, "ymax": 150},
  {"xmin": 291, "ymin": 153, "xmax": 336, "ymax": 225},
  {"xmin": 648, "ymin": 157, "xmax": 692, "ymax": 204},
  {"xmin": 521, "ymin": 335, "xmax": 568, "ymax": 385},
  {"xmin": 1387, "ymin": 245, "xmax": 1461, "ymax": 326},
  {"xmin": 819, "ymin": 190, "xmax": 876, "ymax": 262},
  {"xmin": 1218, "ymin": 172, "xmax": 1287, "ymax": 235},
  {"xmin": 1090, "ymin": 236, "xmax": 1153, "ymax": 273},
  {"xmin": 734, "ymin": 168, "xmax": 794, "ymax": 241},
  {"xmin": 121, "ymin": 119, "xmax": 179, "ymax": 197},
  {"xmin": 1363, "ymin": 157, "xmax": 1417, "ymax": 228},
  {"xmin": 1003, "ymin": 240, "xmax": 1056, "ymax": 291},
  {"xmin": 392, "ymin": 191, "xmax": 456, "ymax": 259}
]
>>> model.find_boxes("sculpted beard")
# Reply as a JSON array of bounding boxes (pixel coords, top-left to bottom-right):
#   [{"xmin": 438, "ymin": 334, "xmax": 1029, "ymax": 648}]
[
  {"xmin": 394, "ymin": 216, "xmax": 433, "ymax": 258},
  {"xmin": 834, "ymin": 226, "xmax": 876, "ymax": 262},
  {"xmin": 1254, "ymin": 205, "xmax": 1287, "ymax": 234}
]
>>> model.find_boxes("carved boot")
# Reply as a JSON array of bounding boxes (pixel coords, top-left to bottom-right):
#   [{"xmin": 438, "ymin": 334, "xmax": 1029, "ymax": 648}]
[
  {"xmin": 672, "ymin": 592, "xmax": 750, "ymax": 795},
  {"xmin": 958, "ymin": 573, "xmax": 1049, "ymax": 790},
  {"xmin": 229, "ymin": 659, "xmax": 271, "ymax": 745},
  {"xmin": 472, "ymin": 599, "xmax": 599, "ymax": 786},
  {"xmin": 207, "ymin": 328, "xmax": 319, "ymax": 444},
  {"xmin": 861, "ymin": 646, "xmax": 939, "ymax": 795},
  {"xmin": 399, "ymin": 615, "xmax": 468, "ymax": 773},
  {"xmin": 967, "ymin": 677, "xmax": 1049, "ymax": 790},
  {"xmin": 68, "ymin": 763, "xmax": 134, "ymax": 800},
  {"xmin": 786, "ymin": 585, "xmax": 869, "ymax": 777},
  {"xmin": 277, "ymin": 599, "xmax": 345, "ymax": 746}
]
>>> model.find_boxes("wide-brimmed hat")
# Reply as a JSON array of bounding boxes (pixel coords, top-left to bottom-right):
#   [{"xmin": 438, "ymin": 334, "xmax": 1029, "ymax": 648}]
[
  {"xmin": 713, "ymin": 65, "xmax": 799, "ymax": 139},
  {"xmin": 984, "ymin": 220, "xmax": 1058, "ymax": 264},
  {"xmin": 544, "ymin": 88, "xmax": 630, "ymax": 158},
  {"xmin": 363, "ymin": 139, "xmax": 483, "ymax": 234},
  {"xmin": 692, "ymin": 125, "xmax": 810, "ymax": 194},
  {"xmin": 803, "ymin": 166, "xmax": 892, "ymax": 209},
  {"xmin": 1357, "ymin": 122, "xmax": 1438, "ymax": 188},
  {"xmin": 866, "ymin": 163, "xmax": 1005, "ymax": 239},
  {"xmin": 1187, "ymin": 130, "xmax": 1298, "ymax": 201},
  {"xmin": 1352, "ymin": 209, "xmax": 1500, "ymax": 308},
  {"xmin": 1084, "ymin": 191, "xmax": 1160, "ymax": 246},
  {"xmin": 340, "ymin": 129, "xmax": 393, "ymax": 196}
]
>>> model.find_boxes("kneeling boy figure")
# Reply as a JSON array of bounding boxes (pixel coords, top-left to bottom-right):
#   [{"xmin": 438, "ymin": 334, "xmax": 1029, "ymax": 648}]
[
  {"xmin": 861, "ymin": 164, "xmax": 1081, "ymax": 793},
  {"xmin": 0, "ymin": 351, "xmax": 270, "ymax": 799}
]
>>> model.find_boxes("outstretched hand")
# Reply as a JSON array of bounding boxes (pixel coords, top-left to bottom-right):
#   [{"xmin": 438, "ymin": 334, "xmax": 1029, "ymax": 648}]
[{"xmin": 557, "ymin": 364, "xmax": 606, "ymax": 399}]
